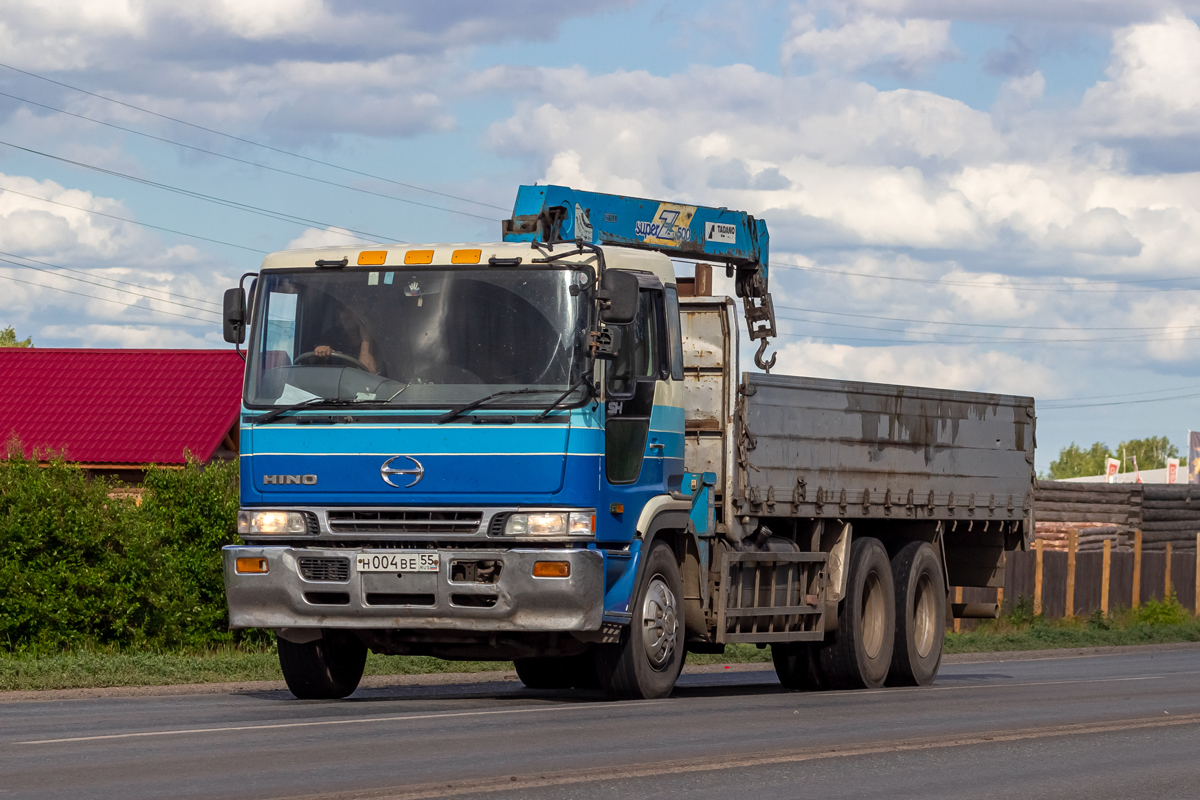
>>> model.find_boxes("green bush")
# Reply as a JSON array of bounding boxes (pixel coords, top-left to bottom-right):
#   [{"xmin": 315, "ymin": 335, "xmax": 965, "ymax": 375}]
[
  {"xmin": 1135, "ymin": 590, "xmax": 1190, "ymax": 626},
  {"xmin": 0, "ymin": 443, "xmax": 258, "ymax": 653}
]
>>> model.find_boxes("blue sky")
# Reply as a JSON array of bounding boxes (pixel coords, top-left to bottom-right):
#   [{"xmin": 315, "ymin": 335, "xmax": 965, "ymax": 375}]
[{"xmin": 3, "ymin": 0, "xmax": 1200, "ymax": 472}]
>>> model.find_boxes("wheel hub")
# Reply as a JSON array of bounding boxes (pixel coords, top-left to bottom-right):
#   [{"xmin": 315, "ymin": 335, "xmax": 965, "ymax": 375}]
[{"xmin": 641, "ymin": 576, "xmax": 678, "ymax": 669}]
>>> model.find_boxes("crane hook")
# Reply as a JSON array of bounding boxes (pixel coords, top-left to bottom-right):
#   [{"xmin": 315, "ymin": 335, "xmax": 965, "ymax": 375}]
[{"xmin": 754, "ymin": 339, "xmax": 776, "ymax": 373}]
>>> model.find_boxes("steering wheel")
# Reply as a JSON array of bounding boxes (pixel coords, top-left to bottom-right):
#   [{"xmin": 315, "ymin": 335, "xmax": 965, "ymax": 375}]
[{"xmin": 294, "ymin": 350, "xmax": 370, "ymax": 372}]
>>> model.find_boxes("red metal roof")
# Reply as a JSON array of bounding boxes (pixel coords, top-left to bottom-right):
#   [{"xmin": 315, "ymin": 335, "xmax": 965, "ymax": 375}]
[{"xmin": 0, "ymin": 348, "xmax": 244, "ymax": 465}]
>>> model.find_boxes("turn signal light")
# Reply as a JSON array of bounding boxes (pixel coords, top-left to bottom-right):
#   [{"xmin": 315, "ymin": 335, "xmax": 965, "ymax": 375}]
[
  {"xmin": 235, "ymin": 557, "xmax": 269, "ymax": 574},
  {"xmin": 532, "ymin": 561, "xmax": 570, "ymax": 578}
]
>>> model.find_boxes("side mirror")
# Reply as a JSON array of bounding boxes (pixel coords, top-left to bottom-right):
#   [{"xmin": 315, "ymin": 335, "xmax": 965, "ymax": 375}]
[
  {"xmin": 598, "ymin": 270, "xmax": 639, "ymax": 324},
  {"xmin": 223, "ymin": 287, "xmax": 246, "ymax": 344}
]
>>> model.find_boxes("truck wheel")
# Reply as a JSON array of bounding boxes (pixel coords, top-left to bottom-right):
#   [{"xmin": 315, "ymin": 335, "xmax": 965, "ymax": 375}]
[
  {"xmin": 514, "ymin": 652, "xmax": 599, "ymax": 690},
  {"xmin": 817, "ymin": 537, "xmax": 895, "ymax": 689},
  {"xmin": 277, "ymin": 630, "xmax": 367, "ymax": 699},
  {"xmin": 772, "ymin": 642, "xmax": 824, "ymax": 690},
  {"xmin": 596, "ymin": 542, "xmax": 685, "ymax": 700},
  {"xmin": 887, "ymin": 541, "xmax": 945, "ymax": 686}
]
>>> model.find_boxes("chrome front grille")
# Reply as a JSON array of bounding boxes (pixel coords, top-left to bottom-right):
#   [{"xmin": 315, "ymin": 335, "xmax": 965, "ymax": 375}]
[
  {"xmin": 326, "ymin": 510, "xmax": 484, "ymax": 535},
  {"xmin": 297, "ymin": 556, "xmax": 350, "ymax": 582}
]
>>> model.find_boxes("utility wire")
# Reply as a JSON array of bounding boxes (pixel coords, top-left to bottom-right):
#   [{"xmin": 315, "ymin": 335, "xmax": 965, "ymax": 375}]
[
  {"xmin": 772, "ymin": 259, "xmax": 1200, "ymax": 294},
  {"xmin": 773, "ymin": 302, "xmax": 1200, "ymax": 334},
  {"xmin": 1041, "ymin": 382, "xmax": 1200, "ymax": 404},
  {"xmin": 0, "ymin": 184, "xmax": 267, "ymax": 254},
  {"xmin": 0, "ymin": 139, "xmax": 400, "ymax": 244},
  {"xmin": 1036, "ymin": 392, "xmax": 1200, "ymax": 410},
  {"xmin": 0, "ymin": 269, "xmax": 213, "ymax": 323},
  {"xmin": 0, "ymin": 61, "xmax": 509, "ymax": 212},
  {"xmin": 774, "ymin": 312, "xmax": 1200, "ymax": 344},
  {"xmin": 0, "ymin": 89, "xmax": 499, "ymax": 222},
  {"xmin": 0, "ymin": 254, "xmax": 220, "ymax": 316},
  {"xmin": 0, "ymin": 249, "xmax": 221, "ymax": 310}
]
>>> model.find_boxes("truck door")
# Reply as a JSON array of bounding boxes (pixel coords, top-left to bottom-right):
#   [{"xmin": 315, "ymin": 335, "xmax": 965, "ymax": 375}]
[{"xmin": 601, "ymin": 277, "xmax": 670, "ymax": 539}]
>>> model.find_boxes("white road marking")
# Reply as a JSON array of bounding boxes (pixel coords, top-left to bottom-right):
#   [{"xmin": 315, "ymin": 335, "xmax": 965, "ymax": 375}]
[{"xmin": 17, "ymin": 702, "xmax": 664, "ymax": 746}]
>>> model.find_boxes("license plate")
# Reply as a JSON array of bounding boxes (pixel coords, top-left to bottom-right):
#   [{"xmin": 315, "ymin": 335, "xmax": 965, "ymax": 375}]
[{"xmin": 355, "ymin": 552, "xmax": 440, "ymax": 573}]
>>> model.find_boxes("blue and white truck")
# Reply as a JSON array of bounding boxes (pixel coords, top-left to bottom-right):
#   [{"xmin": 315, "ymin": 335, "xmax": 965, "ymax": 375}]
[{"xmin": 221, "ymin": 185, "xmax": 1036, "ymax": 700}]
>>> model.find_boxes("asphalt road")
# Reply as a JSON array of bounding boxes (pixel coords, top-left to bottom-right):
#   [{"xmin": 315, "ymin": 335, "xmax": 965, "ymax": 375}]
[{"xmin": 4, "ymin": 648, "xmax": 1200, "ymax": 800}]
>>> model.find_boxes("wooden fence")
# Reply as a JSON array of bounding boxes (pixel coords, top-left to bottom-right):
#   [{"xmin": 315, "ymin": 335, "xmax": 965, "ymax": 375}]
[{"xmin": 951, "ymin": 530, "xmax": 1200, "ymax": 629}]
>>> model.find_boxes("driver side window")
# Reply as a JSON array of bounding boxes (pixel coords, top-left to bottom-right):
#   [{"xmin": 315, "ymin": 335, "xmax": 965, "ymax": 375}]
[{"xmin": 607, "ymin": 289, "xmax": 662, "ymax": 398}]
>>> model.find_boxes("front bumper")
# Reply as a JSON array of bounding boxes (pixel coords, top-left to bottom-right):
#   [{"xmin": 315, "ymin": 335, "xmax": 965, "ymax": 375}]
[{"xmin": 222, "ymin": 545, "xmax": 605, "ymax": 632}]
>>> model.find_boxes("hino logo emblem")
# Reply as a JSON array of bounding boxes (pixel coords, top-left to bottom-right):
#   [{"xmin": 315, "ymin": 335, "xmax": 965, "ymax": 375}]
[
  {"xmin": 262, "ymin": 474, "xmax": 317, "ymax": 485},
  {"xmin": 381, "ymin": 455, "xmax": 424, "ymax": 488}
]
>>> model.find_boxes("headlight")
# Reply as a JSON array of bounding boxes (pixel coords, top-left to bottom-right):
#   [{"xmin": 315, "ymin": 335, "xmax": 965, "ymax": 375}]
[
  {"xmin": 238, "ymin": 510, "xmax": 308, "ymax": 534},
  {"xmin": 504, "ymin": 510, "xmax": 595, "ymax": 536}
]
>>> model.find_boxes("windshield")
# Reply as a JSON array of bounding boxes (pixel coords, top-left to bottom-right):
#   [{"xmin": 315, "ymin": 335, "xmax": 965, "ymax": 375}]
[{"xmin": 244, "ymin": 267, "xmax": 591, "ymax": 408}]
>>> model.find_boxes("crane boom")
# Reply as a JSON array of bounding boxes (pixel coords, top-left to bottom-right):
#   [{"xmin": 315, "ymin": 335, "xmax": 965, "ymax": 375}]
[{"xmin": 503, "ymin": 184, "xmax": 778, "ymax": 370}]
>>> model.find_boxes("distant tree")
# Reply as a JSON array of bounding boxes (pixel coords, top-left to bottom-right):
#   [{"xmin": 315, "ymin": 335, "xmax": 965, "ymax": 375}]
[
  {"xmin": 1117, "ymin": 436, "xmax": 1179, "ymax": 472},
  {"xmin": 1048, "ymin": 436, "xmax": 1180, "ymax": 479},
  {"xmin": 1048, "ymin": 441, "xmax": 1113, "ymax": 479},
  {"xmin": 0, "ymin": 325, "xmax": 31, "ymax": 347}
]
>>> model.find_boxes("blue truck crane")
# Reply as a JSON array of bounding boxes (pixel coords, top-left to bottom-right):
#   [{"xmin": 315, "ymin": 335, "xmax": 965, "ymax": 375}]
[{"xmin": 221, "ymin": 185, "xmax": 1035, "ymax": 700}]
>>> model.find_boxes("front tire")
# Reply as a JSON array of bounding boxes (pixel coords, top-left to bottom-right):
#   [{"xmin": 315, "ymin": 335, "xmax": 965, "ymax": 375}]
[
  {"xmin": 887, "ymin": 541, "xmax": 945, "ymax": 686},
  {"xmin": 817, "ymin": 537, "xmax": 895, "ymax": 689},
  {"xmin": 277, "ymin": 630, "xmax": 367, "ymax": 699},
  {"xmin": 596, "ymin": 542, "xmax": 685, "ymax": 700}
]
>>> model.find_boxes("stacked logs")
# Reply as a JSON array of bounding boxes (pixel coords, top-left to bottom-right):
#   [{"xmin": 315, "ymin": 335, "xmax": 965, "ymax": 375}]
[
  {"xmin": 1035, "ymin": 481, "xmax": 1200, "ymax": 553},
  {"xmin": 1034, "ymin": 482, "xmax": 1138, "ymax": 552},
  {"xmin": 1141, "ymin": 485, "xmax": 1200, "ymax": 553}
]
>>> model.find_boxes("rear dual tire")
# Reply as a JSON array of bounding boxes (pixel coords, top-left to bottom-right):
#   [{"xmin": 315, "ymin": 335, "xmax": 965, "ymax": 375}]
[
  {"xmin": 773, "ymin": 538, "xmax": 945, "ymax": 691},
  {"xmin": 887, "ymin": 541, "xmax": 945, "ymax": 686}
]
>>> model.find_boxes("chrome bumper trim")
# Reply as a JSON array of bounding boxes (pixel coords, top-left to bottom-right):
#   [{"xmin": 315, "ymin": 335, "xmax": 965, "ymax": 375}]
[{"xmin": 223, "ymin": 545, "xmax": 604, "ymax": 632}]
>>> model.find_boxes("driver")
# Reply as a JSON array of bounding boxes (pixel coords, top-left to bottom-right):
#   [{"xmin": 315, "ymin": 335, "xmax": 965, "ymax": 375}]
[{"xmin": 312, "ymin": 304, "xmax": 378, "ymax": 373}]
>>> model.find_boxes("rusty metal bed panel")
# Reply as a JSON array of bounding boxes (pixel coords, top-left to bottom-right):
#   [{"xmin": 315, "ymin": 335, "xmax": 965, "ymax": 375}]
[{"xmin": 733, "ymin": 372, "xmax": 1036, "ymax": 529}]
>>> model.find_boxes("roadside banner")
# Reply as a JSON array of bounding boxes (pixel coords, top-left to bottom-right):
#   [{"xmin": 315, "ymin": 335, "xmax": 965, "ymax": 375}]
[
  {"xmin": 1191, "ymin": 431, "xmax": 1200, "ymax": 484},
  {"xmin": 1105, "ymin": 457, "xmax": 1121, "ymax": 484},
  {"xmin": 1167, "ymin": 457, "xmax": 1180, "ymax": 484}
]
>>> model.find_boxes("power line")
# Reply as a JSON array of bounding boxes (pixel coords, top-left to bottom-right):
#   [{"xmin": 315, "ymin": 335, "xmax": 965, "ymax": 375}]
[
  {"xmin": 0, "ymin": 61, "xmax": 509, "ymax": 212},
  {"xmin": 0, "ymin": 89, "xmax": 499, "ymax": 222},
  {"xmin": 1037, "ymin": 392, "xmax": 1200, "ymax": 410},
  {"xmin": 0, "ymin": 249, "xmax": 221, "ymax": 310},
  {"xmin": 0, "ymin": 184, "xmax": 267, "ymax": 254},
  {"xmin": 1041, "ymin": 383, "xmax": 1200, "ymax": 404},
  {"xmin": 772, "ymin": 258, "xmax": 1200, "ymax": 294},
  {"xmin": 0, "ymin": 139, "xmax": 401, "ymax": 244},
  {"xmin": 0, "ymin": 254, "xmax": 220, "ymax": 316},
  {"xmin": 0, "ymin": 269, "xmax": 214, "ymax": 323},
  {"xmin": 773, "ymin": 302, "xmax": 1200, "ymax": 334},
  {"xmin": 774, "ymin": 313, "xmax": 1200, "ymax": 344}
]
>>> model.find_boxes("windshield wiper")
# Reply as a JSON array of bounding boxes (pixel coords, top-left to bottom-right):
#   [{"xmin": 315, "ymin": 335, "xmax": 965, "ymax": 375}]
[
  {"xmin": 434, "ymin": 388, "xmax": 553, "ymax": 425},
  {"xmin": 531, "ymin": 378, "xmax": 591, "ymax": 422},
  {"xmin": 255, "ymin": 397, "xmax": 351, "ymax": 424}
]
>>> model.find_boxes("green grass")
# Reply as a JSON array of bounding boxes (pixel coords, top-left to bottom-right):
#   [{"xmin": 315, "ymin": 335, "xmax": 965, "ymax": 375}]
[
  {"xmin": 945, "ymin": 593, "xmax": 1200, "ymax": 654},
  {"xmin": 0, "ymin": 646, "xmax": 509, "ymax": 692}
]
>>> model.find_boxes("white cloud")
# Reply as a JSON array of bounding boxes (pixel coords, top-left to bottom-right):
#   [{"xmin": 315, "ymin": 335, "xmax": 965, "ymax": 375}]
[
  {"xmin": 1080, "ymin": 15, "xmax": 1200, "ymax": 139},
  {"xmin": 782, "ymin": 13, "xmax": 956, "ymax": 75},
  {"xmin": 285, "ymin": 226, "xmax": 369, "ymax": 249},
  {"xmin": 773, "ymin": 340, "xmax": 1055, "ymax": 397},
  {"xmin": 0, "ymin": 1, "xmax": 636, "ymax": 142},
  {"xmin": 0, "ymin": 172, "xmax": 232, "ymax": 344}
]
